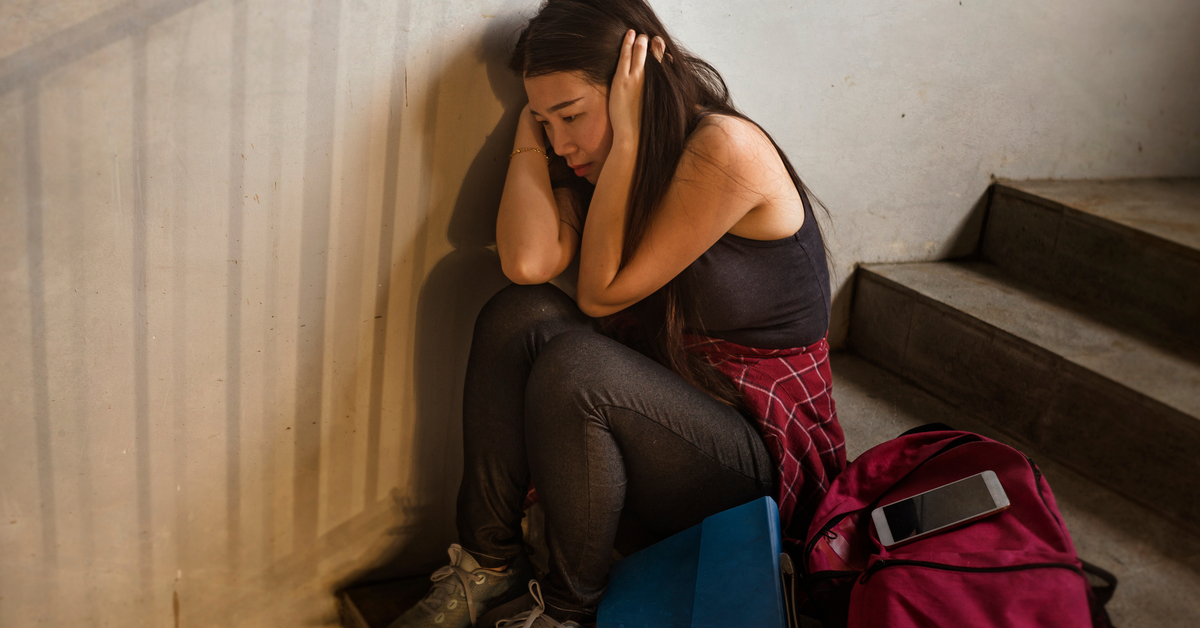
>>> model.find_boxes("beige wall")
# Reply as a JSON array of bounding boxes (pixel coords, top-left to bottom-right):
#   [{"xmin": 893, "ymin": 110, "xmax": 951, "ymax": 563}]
[{"xmin": 2, "ymin": 0, "xmax": 1197, "ymax": 626}]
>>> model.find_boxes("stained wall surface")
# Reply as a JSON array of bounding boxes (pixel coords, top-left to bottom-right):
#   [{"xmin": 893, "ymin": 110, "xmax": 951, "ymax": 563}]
[{"xmin": 1, "ymin": 1, "xmax": 1197, "ymax": 626}]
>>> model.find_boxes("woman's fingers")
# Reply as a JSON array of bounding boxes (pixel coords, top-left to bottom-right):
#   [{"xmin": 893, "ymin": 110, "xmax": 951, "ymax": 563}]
[
  {"xmin": 618, "ymin": 29, "xmax": 635, "ymax": 75},
  {"xmin": 618, "ymin": 30, "xmax": 652, "ymax": 77},
  {"xmin": 630, "ymin": 33, "xmax": 649, "ymax": 74},
  {"xmin": 610, "ymin": 30, "xmax": 650, "ymax": 142},
  {"xmin": 651, "ymin": 36, "xmax": 666, "ymax": 63}
]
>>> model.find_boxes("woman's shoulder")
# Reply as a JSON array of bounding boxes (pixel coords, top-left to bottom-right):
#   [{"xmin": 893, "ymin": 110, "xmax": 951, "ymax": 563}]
[
  {"xmin": 685, "ymin": 113, "xmax": 782, "ymax": 175},
  {"xmin": 684, "ymin": 112, "xmax": 805, "ymax": 240}
]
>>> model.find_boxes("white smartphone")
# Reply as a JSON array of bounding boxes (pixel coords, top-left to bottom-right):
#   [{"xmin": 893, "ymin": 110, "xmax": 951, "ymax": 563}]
[{"xmin": 871, "ymin": 470, "xmax": 1010, "ymax": 548}]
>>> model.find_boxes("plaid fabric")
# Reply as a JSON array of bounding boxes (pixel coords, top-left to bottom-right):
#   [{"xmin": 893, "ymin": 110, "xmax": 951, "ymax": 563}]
[{"xmin": 686, "ymin": 334, "xmax": 846, "ymax": 554}]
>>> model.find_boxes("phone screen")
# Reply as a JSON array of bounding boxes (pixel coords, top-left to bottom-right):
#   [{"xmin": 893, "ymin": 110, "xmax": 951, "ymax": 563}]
[{"xmin": 882, "ymin": 474, "xmax": 998, "ymax": 543}]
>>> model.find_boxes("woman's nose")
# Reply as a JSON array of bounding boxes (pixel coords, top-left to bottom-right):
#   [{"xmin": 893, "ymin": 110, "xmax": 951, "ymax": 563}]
[{"xmin": 549, "ymin": 130, "xmax": 573, "ymax": 156}]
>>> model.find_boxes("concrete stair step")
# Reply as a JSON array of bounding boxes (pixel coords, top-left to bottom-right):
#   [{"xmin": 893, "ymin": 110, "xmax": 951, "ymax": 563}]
[
  {"xmin": 832, "ymin": 352, "xmax": 1200, "ymax": 628},
  {"xmin": 983, "ymin": 178, "xmax": 1200, "ymax": 346},
  {"xmin": 849, "ymin": 260, "xmax": 1200, "ymax": 535}
]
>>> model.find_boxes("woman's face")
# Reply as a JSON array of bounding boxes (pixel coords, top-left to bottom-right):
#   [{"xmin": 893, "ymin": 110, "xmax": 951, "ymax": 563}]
[{"xmin": 524, "ymin": 71, "xmax": 613, "ymax": 184}]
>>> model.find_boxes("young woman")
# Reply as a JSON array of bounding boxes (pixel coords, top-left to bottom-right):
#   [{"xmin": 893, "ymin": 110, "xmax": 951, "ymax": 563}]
[{"xmin": 391, "ymin": 1, "xmax": 844, "ymax": 627}]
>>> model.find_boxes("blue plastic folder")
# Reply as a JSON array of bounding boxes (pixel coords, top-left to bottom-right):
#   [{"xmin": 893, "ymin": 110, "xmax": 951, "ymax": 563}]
[{"xmin": 596, "ymin": 496, "xmax": 787, "ymax": 628}]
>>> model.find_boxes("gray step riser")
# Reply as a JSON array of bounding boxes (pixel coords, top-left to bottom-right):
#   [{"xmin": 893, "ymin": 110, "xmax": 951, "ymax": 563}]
[
  {"xmin": 849, "ymin": 270, "xmax": 1200, "ymax": 537},
  {"xmin": 981, "ymin": 186, "xmax": 1200, "ymax": 346}
]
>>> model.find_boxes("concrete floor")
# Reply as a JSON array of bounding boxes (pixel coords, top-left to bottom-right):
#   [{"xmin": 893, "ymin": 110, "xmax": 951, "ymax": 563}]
[{"xmin": 832, "ymin": 351, "xmax": 1200, "ymax": 627}]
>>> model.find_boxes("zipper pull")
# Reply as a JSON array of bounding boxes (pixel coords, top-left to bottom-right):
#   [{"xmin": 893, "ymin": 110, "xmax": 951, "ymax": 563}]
[
  {"xmin": 859, "ymin": 559, "xmax": 888, "ymax": 585},
  {"xmin": 1026, "ymin": 455, "xmax": 1043, "ymax": 480}
]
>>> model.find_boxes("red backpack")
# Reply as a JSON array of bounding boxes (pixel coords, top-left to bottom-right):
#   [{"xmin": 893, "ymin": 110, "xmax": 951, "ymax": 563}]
[{"xmin": 798, "ymin": 425, "xmax": 1116, "ymax": 628}]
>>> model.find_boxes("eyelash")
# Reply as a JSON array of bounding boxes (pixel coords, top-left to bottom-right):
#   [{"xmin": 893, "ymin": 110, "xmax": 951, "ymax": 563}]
[{"xmin": 539, "ymin": 115, "xmax": 578, "ymax": 126}]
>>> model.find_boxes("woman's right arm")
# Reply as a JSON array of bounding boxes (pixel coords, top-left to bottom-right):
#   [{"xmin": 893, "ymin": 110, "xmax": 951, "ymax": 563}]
[{"xmin": 496, "ymin": 104, "xmax": 582, "ymax": 285}]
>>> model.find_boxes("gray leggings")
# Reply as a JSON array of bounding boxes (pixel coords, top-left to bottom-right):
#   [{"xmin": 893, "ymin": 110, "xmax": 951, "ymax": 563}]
[{"xmin": 456, "ymin": 283, "xmax": 774, "ymax": 621}]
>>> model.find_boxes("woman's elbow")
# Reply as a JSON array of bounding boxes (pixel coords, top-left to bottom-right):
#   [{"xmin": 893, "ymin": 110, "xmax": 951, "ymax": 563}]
[
  {"xmin": 574, "ymin": 291, "xmax": 619, "ymax": 318},
  {"xmin": 501, "ymin": 255, "xmax": 557, "ymax": 285}
]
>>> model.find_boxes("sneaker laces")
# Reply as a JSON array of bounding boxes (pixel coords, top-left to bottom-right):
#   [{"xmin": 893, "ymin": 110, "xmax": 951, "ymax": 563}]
[
  {"xmin": 495, "ymin": 580, "xmax": 579, "ymax": 628},
  {"xmin": 418, "ymin": 544, "xmax": 487, "ymax": 626}
]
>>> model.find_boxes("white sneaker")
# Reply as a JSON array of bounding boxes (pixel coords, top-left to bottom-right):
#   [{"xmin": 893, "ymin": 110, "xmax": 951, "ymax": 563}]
[
  {"xmin": 387, "ymin": 544, "xmax": 534, "ymax": 628},
  {"xmin": 494, "ymin": 580, "xmax": 584, "ymax": 628}
]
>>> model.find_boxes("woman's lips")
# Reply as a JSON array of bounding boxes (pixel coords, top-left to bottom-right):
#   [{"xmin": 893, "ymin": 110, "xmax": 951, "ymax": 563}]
[{"xmin": 572, "ymin": 163, "xmax": 591, "ymax": 177}]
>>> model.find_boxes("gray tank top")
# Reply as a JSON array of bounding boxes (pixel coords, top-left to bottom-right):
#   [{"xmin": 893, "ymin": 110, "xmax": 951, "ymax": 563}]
[{"xmin": 677, "ymin": 188, "xmax": 831, "ymax": 349}]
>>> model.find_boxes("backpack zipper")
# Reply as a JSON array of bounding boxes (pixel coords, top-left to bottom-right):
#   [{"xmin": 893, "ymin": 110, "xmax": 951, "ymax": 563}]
[
  {"xmin": 804, "ymin": 512, "xmax": 853, "ymax": 567},
  {"xmin": 1025, "ymin": 455, "xmax": 1074, "ymax": 536},
  {"xmin": 858, "ymin": 558, "xmax": 1084, "ymax": 585},
  {"xmin": 1027, "ymin": 456, "xmax": 1046, "ymax": 503}
]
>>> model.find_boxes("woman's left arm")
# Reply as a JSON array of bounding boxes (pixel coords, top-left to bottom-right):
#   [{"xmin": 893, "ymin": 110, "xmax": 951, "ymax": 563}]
[{"xmin": 576, "ymin": 32, "xmax": 767, "ymax": 317}]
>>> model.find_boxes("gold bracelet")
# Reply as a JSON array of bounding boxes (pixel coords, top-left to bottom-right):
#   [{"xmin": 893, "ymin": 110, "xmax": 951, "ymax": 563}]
[{"xmin": 510, "ymin": 147, "xmax": 550, "ymax": 163}]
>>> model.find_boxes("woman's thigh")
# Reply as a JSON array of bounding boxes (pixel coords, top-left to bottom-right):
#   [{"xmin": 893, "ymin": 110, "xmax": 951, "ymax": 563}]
[{"xmin": 525, "ymin": 329, "xmax": 775, "ymax": 542}]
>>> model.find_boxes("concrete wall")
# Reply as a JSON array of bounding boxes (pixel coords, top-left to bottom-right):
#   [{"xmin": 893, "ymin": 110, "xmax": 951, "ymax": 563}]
[{"xmin": 1, "ymin": 0, "xmax": 1196, "ymax": 625}]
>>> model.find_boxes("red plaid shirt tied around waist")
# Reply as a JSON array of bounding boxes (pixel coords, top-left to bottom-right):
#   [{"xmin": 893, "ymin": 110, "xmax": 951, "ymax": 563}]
[{"xmin": 686, "ymin": 335, "xmax": 846, "ymax": 554}]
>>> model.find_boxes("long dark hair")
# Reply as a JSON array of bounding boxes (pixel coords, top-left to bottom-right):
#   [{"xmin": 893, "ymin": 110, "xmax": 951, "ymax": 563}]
[{"xmin": 510, "ymin": 0, "xmax": 823, "ymax": 408}]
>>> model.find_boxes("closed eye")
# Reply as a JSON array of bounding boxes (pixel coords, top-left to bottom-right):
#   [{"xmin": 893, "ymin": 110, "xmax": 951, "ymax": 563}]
[{"xmin": 562, "ymin": 114, "xmax": 578, "ymax": 123}]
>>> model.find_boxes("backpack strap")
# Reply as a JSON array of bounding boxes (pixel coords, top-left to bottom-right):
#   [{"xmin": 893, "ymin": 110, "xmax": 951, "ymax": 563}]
[
  {"xmin": 1081, "ymin": 559, "xmax": 1118, "ymax": 605},
  {"xmin": 899, "ymin": 422, "xmax": 956, "ymax": 437},
  {"xmin": 1081, "ymin": 559, "xmax": 1118, "ymax": 628}
]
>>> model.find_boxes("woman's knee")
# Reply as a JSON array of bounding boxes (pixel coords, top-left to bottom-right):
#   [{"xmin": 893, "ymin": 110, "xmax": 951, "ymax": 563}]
[{"xmin": 473, "ymin": 283, "xmax": 583, "ymax": 338}]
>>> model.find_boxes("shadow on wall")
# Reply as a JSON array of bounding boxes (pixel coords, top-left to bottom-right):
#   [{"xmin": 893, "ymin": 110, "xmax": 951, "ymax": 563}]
[
  {"xmin": 945, "ymin": 187, "xmax": 991, "ymax": 261},
  {"xmin": 335, "ymin": 11, "xmax": 526, "ymax": 588},
  {"xmin": 834, "ymin": 186, "xmax": 988, "ymax": 346}
]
